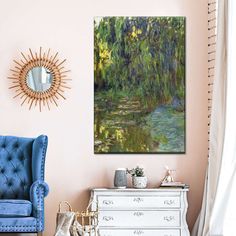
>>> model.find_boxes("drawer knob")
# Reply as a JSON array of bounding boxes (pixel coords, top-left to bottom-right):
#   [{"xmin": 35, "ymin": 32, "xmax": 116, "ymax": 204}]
[
  {"xmin": 133, "ymin": 211, "xmax": 144, "ymax": 217},
  {"xmin": 134, "ymin": 230, "xmax": 144, "ymax": 235},
  {"xmin": 164, "ymin": 200, "xmax": 175, "ymax": 205},
  {"xmin": 163, "ymin": 216, "xmax": 175, "ymax": 221},
  {"xmin": 103, "ymin": 200, "xmax": 114, "ymax": 205},
  {"xmin": 133, "ymin": 197, "xmax": 144, "ymax": 203},
  {"xmin": 102, "ymin": 216, "xmax": 114, "ymax": 221}
]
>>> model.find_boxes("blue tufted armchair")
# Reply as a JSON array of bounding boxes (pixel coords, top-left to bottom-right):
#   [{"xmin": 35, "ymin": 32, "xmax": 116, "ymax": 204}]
[{"xmin": 0, "ymin": 135, "xmax": 49, "ymax": 235}]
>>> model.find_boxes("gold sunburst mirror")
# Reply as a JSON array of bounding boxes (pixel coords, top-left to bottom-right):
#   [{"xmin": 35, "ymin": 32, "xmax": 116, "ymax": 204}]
[{"xmin": 8, "ymin": 47, "xmax": 70, "ymax": 111}]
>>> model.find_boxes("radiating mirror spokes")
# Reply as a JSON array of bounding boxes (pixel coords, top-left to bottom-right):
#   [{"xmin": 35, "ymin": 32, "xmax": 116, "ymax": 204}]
[{"xmin": 8, "ymin": 47, "xmax": 71, "ymax": 111}]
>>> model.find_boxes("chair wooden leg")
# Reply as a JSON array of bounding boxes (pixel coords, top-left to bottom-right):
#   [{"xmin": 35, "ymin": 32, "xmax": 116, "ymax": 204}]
[{"xmin": 37, "ymin": 232, "xmax": 43, "ymax": 236}]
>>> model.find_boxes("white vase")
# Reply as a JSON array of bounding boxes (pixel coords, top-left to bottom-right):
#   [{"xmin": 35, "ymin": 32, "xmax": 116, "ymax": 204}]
[{"xmin": 132, "ymin": 176, "xmax": 147, "ymax": 189}]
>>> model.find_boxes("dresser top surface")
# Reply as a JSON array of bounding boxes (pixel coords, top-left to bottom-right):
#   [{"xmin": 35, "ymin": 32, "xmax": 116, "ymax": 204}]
[{"xmin": 91, "ymin": 188, "xmax": 189, "ymax": 192}]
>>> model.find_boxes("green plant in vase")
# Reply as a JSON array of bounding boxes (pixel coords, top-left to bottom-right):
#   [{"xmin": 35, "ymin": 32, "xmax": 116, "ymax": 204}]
[{"xmin": 127, "ymin": 166, "xmax": 147, "ymax": 189}]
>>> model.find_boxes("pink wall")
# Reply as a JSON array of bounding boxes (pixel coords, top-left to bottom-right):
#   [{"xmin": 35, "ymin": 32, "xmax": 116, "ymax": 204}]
[{"xmin": 0, "ymin": 0, "xmax": 208, "ymax": 235}]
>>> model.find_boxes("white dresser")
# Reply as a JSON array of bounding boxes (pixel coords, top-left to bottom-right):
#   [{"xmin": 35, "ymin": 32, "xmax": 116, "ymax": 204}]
[{"xmin": 91, "ymin": 188, "xmax": 190, "ymax": 236}]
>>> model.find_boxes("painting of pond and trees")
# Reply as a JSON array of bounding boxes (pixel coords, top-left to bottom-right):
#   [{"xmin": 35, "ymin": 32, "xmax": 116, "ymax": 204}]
[{"xmin": 94, "ymin": 16, "xmax": 185, "ymax": 154}]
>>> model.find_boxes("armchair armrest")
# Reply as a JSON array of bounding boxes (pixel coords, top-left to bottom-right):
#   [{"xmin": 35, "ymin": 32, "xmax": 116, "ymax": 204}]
[{"xmin": 30, "ymin": 180, "xmax": 49, "ymax": 218}]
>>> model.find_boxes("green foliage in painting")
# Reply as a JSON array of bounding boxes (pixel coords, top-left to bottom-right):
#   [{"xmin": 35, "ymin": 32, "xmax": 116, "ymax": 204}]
[{"xmin": 94, "ymin": 17, "xmax": 185, "ymax": 104}]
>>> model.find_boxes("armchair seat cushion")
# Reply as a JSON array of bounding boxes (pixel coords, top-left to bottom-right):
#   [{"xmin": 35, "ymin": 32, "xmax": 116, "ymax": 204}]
[{"xmin": 0, "ymin": 200, "xmax": 32, "ymax": 217}]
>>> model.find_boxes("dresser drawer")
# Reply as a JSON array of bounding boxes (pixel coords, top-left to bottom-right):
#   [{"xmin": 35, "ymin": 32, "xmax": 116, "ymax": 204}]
[
  {"xmin": 99, "ymin": 229, "xmax": 180, "ymax": 236},
  {"xmin": 98, "ymin": 196, "xmax": 180, "ymax": 209},
  {"xmin": 98, "ymin": 210, "xmax": 180, "ymax": 227}
]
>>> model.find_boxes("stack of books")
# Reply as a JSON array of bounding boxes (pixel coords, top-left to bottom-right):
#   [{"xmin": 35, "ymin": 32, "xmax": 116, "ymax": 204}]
[{"xmin": 160, "ymin": 182, "xmax": 189, "ymax": 189}]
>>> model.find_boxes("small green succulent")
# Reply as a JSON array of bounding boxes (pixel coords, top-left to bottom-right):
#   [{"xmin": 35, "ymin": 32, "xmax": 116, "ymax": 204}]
[{"xmin": 127, "ymin": 166, "xmax": 145, "ymax": 177}]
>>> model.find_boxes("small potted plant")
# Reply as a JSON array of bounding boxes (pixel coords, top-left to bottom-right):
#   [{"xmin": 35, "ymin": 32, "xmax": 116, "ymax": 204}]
[{"xmin": 127, "ymin": 166, "xmax": 147, "ymax": 189}]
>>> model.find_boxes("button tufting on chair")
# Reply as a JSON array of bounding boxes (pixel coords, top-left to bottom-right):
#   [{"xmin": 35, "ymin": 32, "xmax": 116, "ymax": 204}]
[
  {"xmin": 13, "ymin": 168, "xmax": 19, "ymax": 174},
  {"xmin": 7, "ymin": 181, "xmax": 13, "ymax": 187},
  {"xmin": 19, "ymin": 156, "xmax": 25, "ymax": 162},
  {"xmin": 0, "ymin": 135, "xmax": 49, "ymax": 234}
]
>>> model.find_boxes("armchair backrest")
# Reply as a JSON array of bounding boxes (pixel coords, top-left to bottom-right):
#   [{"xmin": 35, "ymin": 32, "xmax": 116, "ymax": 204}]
[{"xmin": 0, "ymin": 135, "xmax": 48, "ymax": 200}]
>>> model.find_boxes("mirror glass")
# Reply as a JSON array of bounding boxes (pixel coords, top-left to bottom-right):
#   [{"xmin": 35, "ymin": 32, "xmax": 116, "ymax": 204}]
[{"xmin": 26, "ymin": 66, "xmax": 53, "ymax": 92}]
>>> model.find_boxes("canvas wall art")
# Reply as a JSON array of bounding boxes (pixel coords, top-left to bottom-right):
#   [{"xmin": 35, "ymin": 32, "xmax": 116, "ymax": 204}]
[{"xmin": 94, "ymin": 16, "xmax": 185, "ymax": 153}]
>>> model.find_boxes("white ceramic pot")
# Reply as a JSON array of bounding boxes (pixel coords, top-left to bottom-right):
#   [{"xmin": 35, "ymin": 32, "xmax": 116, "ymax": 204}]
[{"xmin": 132, "ymin": 176, "xmax": 147, "ymax": 189}]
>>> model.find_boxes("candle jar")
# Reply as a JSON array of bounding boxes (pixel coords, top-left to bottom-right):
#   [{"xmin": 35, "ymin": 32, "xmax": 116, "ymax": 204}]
[{"xmin": 114, "ymin": 168, "xmax": 127, "ymax": 188}]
